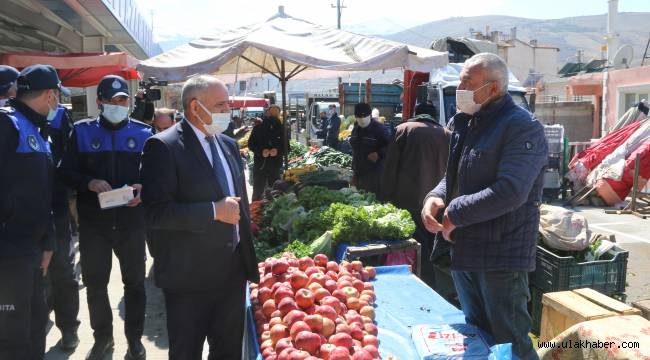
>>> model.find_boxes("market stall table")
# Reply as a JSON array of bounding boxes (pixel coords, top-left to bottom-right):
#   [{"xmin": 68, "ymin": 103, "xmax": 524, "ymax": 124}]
[{"xmin": 244, "ymin": 265, "xmax": 497, "ymax": 359}]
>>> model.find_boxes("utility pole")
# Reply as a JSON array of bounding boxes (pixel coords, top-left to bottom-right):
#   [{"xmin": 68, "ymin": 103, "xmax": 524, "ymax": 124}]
[{"xmin": 331, "ymin": 0, "xmax": 346, "ymax": 29}]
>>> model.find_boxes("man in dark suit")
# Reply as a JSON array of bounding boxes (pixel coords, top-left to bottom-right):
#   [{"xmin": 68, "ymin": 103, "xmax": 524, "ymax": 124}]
[{"xmin": 140, "ymin": 75, "xmax": 259, "ymax": 360}]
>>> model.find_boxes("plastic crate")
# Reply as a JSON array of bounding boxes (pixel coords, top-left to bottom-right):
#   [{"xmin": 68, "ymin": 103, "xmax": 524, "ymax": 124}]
[
  {"xmin": 532, "ymin": 245, "xmax": 628, "ymax": 295},
  {"xmin": 529, "ymin": 286, "xmax": 543, "ymax": 335}
]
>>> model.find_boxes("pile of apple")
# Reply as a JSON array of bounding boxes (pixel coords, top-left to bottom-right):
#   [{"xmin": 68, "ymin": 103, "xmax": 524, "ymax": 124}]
[{"xmin": 250, "ymin": 253, "xmax": 380, "ymax": 360}]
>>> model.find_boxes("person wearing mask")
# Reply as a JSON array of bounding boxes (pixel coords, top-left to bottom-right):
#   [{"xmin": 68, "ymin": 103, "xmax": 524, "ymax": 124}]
[
  {"xmin": 140, "ymin": 75, "xmax": 259, "ymax": 359},
  {"xmin": 0, "ymin": 64, "xmax": 63, "ymax": 359},
  {"xmin": 47, "ymin": 105, "xmax": 81, "ymax": 351},
  {"xmin": 0, "ymin": 65, "xmax": 19, "ymax": 107},
  {"xmin": 60, "ymin": 75, "xmax": 151, "ymax": 360},
  {"xmin": 153, "ymin": 108, "xmax": 176, "ymax": 133},
  {"xmin": 325, "ymin": 104, "xmax": 340, "ymax": 148},
  {"xmin": 349, "ymin": 102, "xmax": 390, "ymax": 195},
  {"xmin": 316, "ymin": 111, "xmax": 328, "ymax": 140},
  {"xmin": 371, "ymin": 107, "xmax": 380, "ymax": 122},
  {"xmin": 380, "ymin": 103, "xmax": 449, "ymax": 288},
  {"xmin": 248, "ymin": 104, "xmax": 285, "ymax": 201},
  {"xmin": 421, "ymin": 53, "xmax": 547, "ymax": 360}
]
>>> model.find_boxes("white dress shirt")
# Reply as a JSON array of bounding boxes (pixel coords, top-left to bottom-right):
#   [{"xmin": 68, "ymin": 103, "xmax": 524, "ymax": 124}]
[{"xmin": 187, "ymin": 120, "xmax": 239, "ymax": 244}]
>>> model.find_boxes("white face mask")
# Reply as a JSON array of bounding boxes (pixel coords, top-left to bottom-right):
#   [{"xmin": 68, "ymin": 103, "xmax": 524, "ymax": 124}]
[
  {"xmin": 356, "ymin": 116, "xmax": 371, "ymax": 128},
  {"xmin": 455, "ymin": 82, "xmax": 492, "ymax": 115},
  {"xmin": 102, "ymin": 103, "xmax": 129, "ymax": 124},
  {"xmin": 0, "ymin": 98, "xmax": 8, "ymax": 107},
  {"xmin": 197, "ymin": 100, "xmax": 230, "ymax": 136}
]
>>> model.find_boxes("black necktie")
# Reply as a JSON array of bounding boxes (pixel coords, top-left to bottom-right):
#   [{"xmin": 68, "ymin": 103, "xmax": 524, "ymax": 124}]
[{"xmin": 206, "ymin": 135, "xmax": 238, "ymax": 249}]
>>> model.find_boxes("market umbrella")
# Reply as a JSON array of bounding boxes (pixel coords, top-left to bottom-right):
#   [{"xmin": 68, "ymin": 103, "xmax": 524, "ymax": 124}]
[
  {"xmin": 0, "ymin": 52, "xmax": 140, "ymax": 87},
  {"xmin": 138, "ymin": 6, "xmax": 447, "ymax": 164}
]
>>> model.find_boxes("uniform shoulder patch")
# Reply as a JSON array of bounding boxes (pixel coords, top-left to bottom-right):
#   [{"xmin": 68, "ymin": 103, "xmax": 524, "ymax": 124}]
[
  {"xmin": 27, "ymin": 134, "xmax": 40, "ymax": 151},
  {"xmin": 126, "ymin": 136, "xmax": 137, "ymax": 150}
]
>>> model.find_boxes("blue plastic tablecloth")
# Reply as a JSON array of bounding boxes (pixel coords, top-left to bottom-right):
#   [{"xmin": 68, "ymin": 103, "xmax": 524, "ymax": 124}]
[{"xmin": 245, "ymin": 265, "xmax": 503, "ymax": 359}]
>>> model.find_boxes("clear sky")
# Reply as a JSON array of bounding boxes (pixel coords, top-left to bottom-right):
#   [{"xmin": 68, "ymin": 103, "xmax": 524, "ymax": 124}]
[{"xmin": 135, "ymin": 0, "xmax": 650, "ymax": 43}]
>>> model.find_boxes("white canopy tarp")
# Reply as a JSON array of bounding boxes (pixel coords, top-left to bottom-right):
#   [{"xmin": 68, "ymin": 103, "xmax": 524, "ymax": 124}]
[{"xmin": 137, "ymin": 8, "xmax": 447, "ymax": 82}]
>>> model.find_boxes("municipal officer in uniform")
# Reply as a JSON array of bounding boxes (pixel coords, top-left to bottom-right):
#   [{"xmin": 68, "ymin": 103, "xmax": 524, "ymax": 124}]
[
  {"xmin": 0, "ymin": 64, "xmax": 64, "ymax": 359},
  {"xmin": 60, "ymin": 75, "xmax": 151, "ymax": 360},
  {"xmin": 0, "ymin": 65, "xmax": 19, "ymax": 107},
  {"xmin": 48, "ymin": 105, "xmax": 81, "ymax": 350}
]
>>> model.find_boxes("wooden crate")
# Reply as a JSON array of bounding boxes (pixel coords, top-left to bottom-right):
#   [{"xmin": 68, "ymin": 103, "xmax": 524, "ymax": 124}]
[
  {"xmin": 540, "ymin": 288, "xmax": 641, "ymax": 341},
  {"xmin": 632, "ymin": 299, "xmax": 650, "ymax": 321}
]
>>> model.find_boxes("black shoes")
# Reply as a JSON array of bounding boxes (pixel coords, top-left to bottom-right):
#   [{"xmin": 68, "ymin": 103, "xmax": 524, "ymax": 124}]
[
  {"xmin": 85, "ymin": 337, "xmax": 114, "ymax": 360},
  {"xmin": 57, "ymin": 331, "xmax": 80, "ymax": 350},
  {"xmin": 126, "ymin": 339, "xmax": 146, "ymax": 360}
]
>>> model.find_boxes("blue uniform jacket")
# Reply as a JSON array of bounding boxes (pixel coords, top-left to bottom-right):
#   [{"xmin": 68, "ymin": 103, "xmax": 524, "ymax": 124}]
[{"xmin": 426, "ymin": 94, "xmax": 548, "ymax": 272}]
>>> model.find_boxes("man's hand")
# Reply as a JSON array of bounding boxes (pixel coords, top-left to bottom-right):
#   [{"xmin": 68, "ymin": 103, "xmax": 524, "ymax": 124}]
[
  {"xmin": 367, "ymin": 152, "xmax": 379, "ymax": 163},
  {"xmin": 421, "ymin": 196, "xmax": 445, "ymax": 234},
  {"xmin": 262, "ymin": 149, "xmax": 270, "ymax": 158},
  {"xmin": 41, "ymin": 251, "xmax": 53, "ymax": 277},
  {"xmin": 269, "ymin": 148, "xmax": 278, "ymax": 157},
  {"xmin": 214, "ymin": 197, "xmax": 241, "ymax": 225},
  {"xmin": 442, "ymin": 209, "xmax": 457, "ymax": 242},
  {"xmin": 88, "ymin": 179, "xmax": 112, "ymax": 193},
  {"xmin": 127, "ymin": 184, "xmax": 142, "ymax": 207}
]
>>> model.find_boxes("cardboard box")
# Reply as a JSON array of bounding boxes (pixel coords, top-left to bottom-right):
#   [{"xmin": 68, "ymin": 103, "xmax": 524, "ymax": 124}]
[
  {"xmin": 540, "ymin": 288, "xmax": 641, "ymax": 341},
  {"xmin": 98, "ymin": 186, "xmax": 134, "ymax": 210}
]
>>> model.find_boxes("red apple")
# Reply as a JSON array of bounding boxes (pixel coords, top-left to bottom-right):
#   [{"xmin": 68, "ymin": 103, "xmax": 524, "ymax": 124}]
[
  {"xmin": 359, "ymin": 294, "xmax": 373, "ymax": 306},
  {"xmin": 262, "ymin": 347, "xmax": 275, "ymax": 358},
  {"xmin": 320, "ymin": 296, "xmax": 343, "ymax": 314},
  {"xmin": 335, "ymin": 323, "xmax": 351, "ymax": 334},
  {"xmin": 307, "ymin": 282, "xmax": 322, "ymax": 293},
  {"xmin": 352, "ymin": 280, "xmax": 364, "ymax": 294},
  {"xmin": 277, "ymin": 347, "xmax": 296, "ymax": 360},
  {"xmin": 346, "ymin": 297, "xmax": 360, "ymax": 311},
  {"xmin": 363, "ymin": 323, "xmax": 378, "ymax": 336},
  {"xmin": 262, "ymin": 299, "xmax": 276, "ymax": 318},
  {"xmin": 315, "ymin": 305, "xmax": 337, "ymax": 321},
  {"xmin": 304, "ymin": 305, "xmax": 317, "ymax": 315},
  {"xmin": 329, "ymin": 346, "xmax": 351, "ymax": 360},
  {"xmin": 350, "ymin": 261, "xmax": 363, "ymax": 272},
  {"xmin": 290, "ymin": 321, "xmax": 311, "ymax": 340},
  {"xmin": 288, "ymin": 257, "xmax": 299, "ymax": 267},
  {"xmin": 283, "ymin": 310, "xmax": 306, "ymax": 328},
  {"xmin": 314, "ymin": 254, "xmax": 328, "ymax": 267},
  {"xmin": 326, "ymin": 271, "xmax": 339, "ymax": 282},
  {"xmin": 361, "ymin": 270, "xmax": 370, "ymax": 282},
  {"xmin": 363, "ymin": 345, "xmax": 379, "ymax": 358},
  {"xmin": 298, "ymin": 257, "xmax": 315, "ymax": 271},
  {"xmin": 321, "ymin": 317, "xmax": 336, "ymax": 337},
  {"xmin": 270, "ymin": 324, "xmax": 289, "ymax": 344},
  {"xmin": 324, "ymin": 280, "xmax": 338, "ymax": 293},
  {"xmin": 262, "ymin": 274, "xmax": 277, "ymax": 289},
  {"xmin": 332, "ymin": 289, "xmax": 347, "ymax": 303},
  {"xmin": 363, "ymin": 282, "xmax": 374, "ymax": 291},
  {"xmin": 350, "ymin": 325, "xmax": 364, "ymax": 341},
  {"xmin": 259, "ymin": 287, "xmax": 273, "ymax": 304},
  {"xmin": 359, "ymin": 306, "xmax": 375, "ymax": 320},
  {"xmin": 271, "ymin": 310, "xmax": 282, "ymax": 318},
  {"xmin": 320, "ymin": 343, "xmax": 336, "ymax": 360},
  {"xmin": 341, "ymin": 287, "xmax": 359, "ymax": 299},
  {"xmin": 295, "ymin": 289, "xmax": 315, "ymax": 309},
  {"xmin": 254, "ymin": 309, "xmax": 266, "ymax": 322},
  {"xmin": 329, "ymin": 333, "xmax": 353, "ymax": 349},
  {"xmin": 269, "ymin": 316, "xmax": 283, "ymax": 328},
  {"xmin": 326, "ymin": 261, "xmax": 339, "ymax": 273},
  {"xmin": 304, "ymin": 267, "xmax": 321, "ymax": 277},
  {"xmin": 278, "ymin": 297, "xmax": 298, "ymax": 317},
  {"xmin": 345, "ymin": 312, "xmax": 362, "ymax": 325},
  {"xmin": 364, "ymin": 266, "xmax": 376, "ymax": 279},
  {"xmin": 314, "ymin": 288, "xmax": 331, "ymax": 302},
  {"xmin": 337, "ymin": 280, "xmax": 353, "ymax": 290},
  {"xmin": 275, "ymin": 337, "xmax": 293, "ymax": 353},
  {"xmin": 288, "ymin": 350, "xmax": 311, "ymax": 360},
  {"xmin": 351, "ymin": 349, "xmax": 373, "ymax": 360},
  {"xmin": 272, "ymin": 259, "xmax": 290, "ymax": 276},
  {"xmin": 294, "ymin": 331, "xmax": 321, "ymax": 355},
  {"xmin": 275, "ymin": 287, "xmax": 294, "ymax": 305},
  {"xmin": 308, "ymin": 273, "xmax": 327, "ymax": 287},
  {"xmin": 361, "ymin": 290, "xmax": 375, "ymax": 301},
  {"xmin": 289, "ymin": 271, "xmax": 309, "ymax": 290},
  {"xmin": 261, "ymin": 339, "xmax": 274, "ymax": 351},
  {"xmin": 363, "ymin": 335, "xmax": 379, "ymax": 347},
  {"xmin": 260, "ymin": 330, "xmax": 271, "ymax": 343},
  {"xmin": 304, "ymin": 314, "xmax": 323, "ymax": 332}
]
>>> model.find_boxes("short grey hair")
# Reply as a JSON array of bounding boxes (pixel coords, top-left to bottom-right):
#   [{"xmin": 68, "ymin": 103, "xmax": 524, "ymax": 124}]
[
  {"xmin": 181, "ymin": 75, "xmax": 225, "ymax": 111},
  {"xmin": 465, "ymin": 53, "xmax": 509, "ymax": 95}
]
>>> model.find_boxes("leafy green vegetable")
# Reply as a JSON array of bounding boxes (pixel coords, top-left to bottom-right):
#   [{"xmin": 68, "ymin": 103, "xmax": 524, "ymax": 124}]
[
  {"xmin": 277, "ymin": 240, "xmax": 312, "ymax": 258},
  {"xmin": 309, "ymin": 231, "xmax": 333, "ymax": 257},
  {"xmin": 297, "ymin": 186, "xmax": 347, "ymax": 210},
  {"xmin": 289, "ymin": 140, "xmax": 309, "ymax": 160}
]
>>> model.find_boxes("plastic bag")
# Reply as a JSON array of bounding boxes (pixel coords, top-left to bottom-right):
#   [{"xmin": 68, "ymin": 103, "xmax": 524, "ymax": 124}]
[{"xmin": 539, "ymin": 204, "xmax": 591, "ymax": 251}]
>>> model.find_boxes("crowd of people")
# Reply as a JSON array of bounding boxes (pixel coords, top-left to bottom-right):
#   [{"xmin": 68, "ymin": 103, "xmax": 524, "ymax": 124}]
[{"xmin": 0, "ymin": 52, "xmax": 547, "ymax": 360}]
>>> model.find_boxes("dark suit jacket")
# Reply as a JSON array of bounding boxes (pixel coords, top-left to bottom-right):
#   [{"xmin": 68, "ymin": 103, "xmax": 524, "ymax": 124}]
[{"xmin": 140, "ymin": 119, "xmax": 259, "ymax": 291}]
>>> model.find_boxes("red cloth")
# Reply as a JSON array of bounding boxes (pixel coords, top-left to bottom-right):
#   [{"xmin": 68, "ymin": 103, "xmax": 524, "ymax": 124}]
[
  {"xmin": 569, "ymin": 120, "xmax": 644, "ymax": 171},
  {"xmin": 604, "ymin": 138, "xmax": 650, "ymax": 201},
  {"xmin": 402, "ymin": 70, "xmax": 429, "ymax": 120}
]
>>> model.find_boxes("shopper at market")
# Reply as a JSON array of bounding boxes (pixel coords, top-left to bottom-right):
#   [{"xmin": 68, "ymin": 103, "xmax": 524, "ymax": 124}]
[
  {"xmin": 381, "ymin": 102, "xmax": 449, "ymax": 288},
  {"xmin": 316, "ymin": 111, "xmax": 328, "ymax": 140},
  {"xmin": 140, "ymin": 75, "xmax": 259, "ymax": 359},
  {"xmin": 350, "ymin": 102, "xmax": 391, "ymax": 195},
  {"xmin": 59, "ymin": 75, "xmax": 151, "ymax": 360},
  {"xmin": 0, "ymin": 65, "xmax": 19, "ymax": 107},
  {"xmin": 248, "ymin": 104, "xmax": 285, "ymax": 200},
  {"xmin": 0, "ymin": 64, "xmax": 61, "ymax": 360},
  {"xmin": 421, "ymin": 53, "xmax": 547, "ymax": 360},
  {"xmin": 325, "ymin": 104, "xmax": 340, "ymax": 148}
]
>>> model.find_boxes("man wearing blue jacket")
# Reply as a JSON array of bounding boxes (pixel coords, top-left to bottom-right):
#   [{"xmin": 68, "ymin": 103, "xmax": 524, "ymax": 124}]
[
  {"xmin": 421, "ymin": 53, "xmax": 547, "ymax": 360},
  {"xmin": 0, "ymin": 64, "xmax": 63, "ymax": 359}
]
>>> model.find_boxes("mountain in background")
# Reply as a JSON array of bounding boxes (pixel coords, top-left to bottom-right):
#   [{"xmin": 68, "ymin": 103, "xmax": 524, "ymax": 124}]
[{"xmin": 382, "ymin": 12, "xmax": 650, "ymax": 63}]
